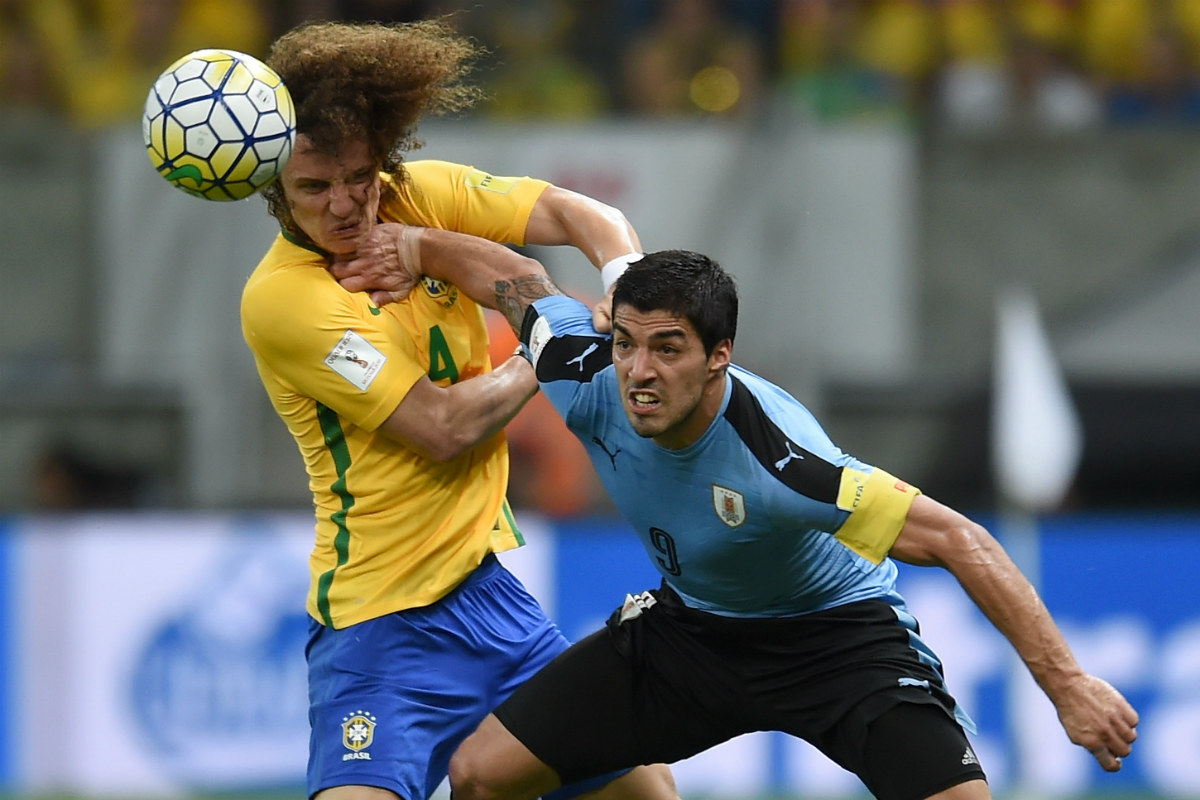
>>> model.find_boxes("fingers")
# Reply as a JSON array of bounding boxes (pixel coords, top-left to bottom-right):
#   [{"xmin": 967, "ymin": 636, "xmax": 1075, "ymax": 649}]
[
  {"xmin": 1100, "ymin": 686, "xmax": 1139, "ymax": 758},
  {"xmin": 1061, "ymin": 675, "xmax": 1139, "ymax": 773},
  {"xmin": 369, "ymin": 290, "xmax": 404, "ymax": 306},
  {"xmin": 1084, "ymin": 706, "xmax": 1137, "ymax": 772},
  {"xmin": 336, "ymin": 272, "xmax": 370, "ymax": 293},
  {"xmin": 329, "ymin": 255, "xmax": 381, "ymax": 282},
  {"xmin": 1088, "ymin": 720, "xmax": 1137, "ymax": 771},
  {"xmin": 328, "ymin": 253, "xmax": 416, "ymax": 300},
  {"xmin": 1122, "ymin": 702, "xmax": 1141, "ymax": 729},
  {"xmin": 327, "ymin": 256, "xmax": 352, "ymax": 279},
  {"xmin": 591, "ymin": 299, "xmax": 613, "ymax": 333},
  {"xmin": 323, "ymin": 224, "xmax": 421, "ymax": 303},
  {"xmin": 1089, "ymin": 746, "xmax": 1123, "ymax": 772},
  {"xmin": 327, "ymin": 256, "xmax": 375, "ymax": 291}
]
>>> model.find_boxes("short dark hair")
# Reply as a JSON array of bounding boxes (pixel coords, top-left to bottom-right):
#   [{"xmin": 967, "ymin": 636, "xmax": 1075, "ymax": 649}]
[{"xmin": 612, "ymin": 250, "xmax": 738, "ymax": 355}]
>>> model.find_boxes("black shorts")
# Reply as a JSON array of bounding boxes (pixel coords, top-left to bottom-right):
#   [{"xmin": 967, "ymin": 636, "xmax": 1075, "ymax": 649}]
[{"xmin": 494, "ymin": 584, "xmax": 986, "ymax": 800}]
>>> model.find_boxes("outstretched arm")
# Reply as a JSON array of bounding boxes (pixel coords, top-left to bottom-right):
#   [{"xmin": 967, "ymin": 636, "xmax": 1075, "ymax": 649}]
[
  {"xmin": 525, "ymin": 184, "xmax": 643, "ymax": 330},
  {"xmin": 524, "ymin": 185, "xmax": 641, "ymax": 268},
  {"xmin": 376, "ymin": 357, "xmax": 537, "ymax": 462},
  {"xmin": 328, "ymin": 224, "xmax": 565, "ymax": 459},
  {"xmin": 889, "ymin": 494, "xmax": 1140, "ymax": 771},
  {"xmin": 329, "ymin": 223, "xmax": 563, "ymax": 335},
  {"xmin": 333, "ymin": 187, "xmax": 638, "ymax": 331}
]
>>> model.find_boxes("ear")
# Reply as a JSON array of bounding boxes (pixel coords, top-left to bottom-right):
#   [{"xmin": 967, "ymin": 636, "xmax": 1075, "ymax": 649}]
[{"xmin": 708, "ymin": 339, "xmax": 733, "ymax": 374}]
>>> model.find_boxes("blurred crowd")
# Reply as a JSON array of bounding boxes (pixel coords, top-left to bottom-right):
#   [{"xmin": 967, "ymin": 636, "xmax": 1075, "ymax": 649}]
[
  {"xmin": 8, "ymin": 0, "xmax": 1200, "ymax": 517},
  {"xmin": 4, "ymin": 0, "xmax": 1200, "ymax": 131}
]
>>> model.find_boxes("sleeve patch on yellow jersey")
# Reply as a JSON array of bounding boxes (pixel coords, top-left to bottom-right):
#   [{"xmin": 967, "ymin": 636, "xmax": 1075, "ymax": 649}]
[
  {"xmin": 465, "ymin": 169, "xmax": 518, "ymax": 194},
  {"xmin": 834, "ymin": 467, "xmax": 921, "ymax": 564},
  {"xmin": 325, "ymin": 330, "xmax": 387, "ymax": 391}
]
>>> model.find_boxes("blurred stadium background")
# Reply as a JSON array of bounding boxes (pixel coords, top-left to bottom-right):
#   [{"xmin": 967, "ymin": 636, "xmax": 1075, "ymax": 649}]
[{"xmin": 1, "ymin": 1, "xmax": 1198, "ymax": 799}]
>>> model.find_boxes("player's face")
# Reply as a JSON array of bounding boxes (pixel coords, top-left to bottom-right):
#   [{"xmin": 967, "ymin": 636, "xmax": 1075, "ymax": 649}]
[
  {"xmin": 279, "ymin": 135, "xmax": 381, "ymax": 255},
  {"xmin": 611, "ymin": 306, "xmax": 731, "ymax": 450}
]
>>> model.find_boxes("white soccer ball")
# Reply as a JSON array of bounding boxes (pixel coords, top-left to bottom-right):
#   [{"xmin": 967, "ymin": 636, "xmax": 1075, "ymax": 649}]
[{"xmin": 143, "ymin": 49, "xmax": 296, "ymax": 201}]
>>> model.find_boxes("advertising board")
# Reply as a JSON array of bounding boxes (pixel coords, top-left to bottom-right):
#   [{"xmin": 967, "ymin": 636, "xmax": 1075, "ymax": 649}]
[{"xmin": 4, "ymin": 512, "xmax": 1197, "ymax": 797}]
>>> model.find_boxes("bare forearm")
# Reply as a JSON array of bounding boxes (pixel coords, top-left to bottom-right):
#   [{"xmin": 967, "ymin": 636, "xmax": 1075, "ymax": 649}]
[
  {"xmin": 891, "ymin": 498, "xmax": 1085, "ymax": 701},
  {"xmin": 438, "ymin": 355, "xmax": 538, "ymax": 455},
  {"xmin": 524, "ymin": 186, "xmax": 641, "ymax": 267},
  {"xmin": 560, "ymin": 207, "xmax": 641, "ymax": 268},
  {"xmin": 892, "ymin": 495, "xmax": 1139, "ymax": 768},
  {"xmin": 940, "ymin": 530, "xmax": 1143, "ymax": 768},
  {"xmin": 941, "ymin": 528, "xmax": 1085, "ymax": 699},
  {"xmin": 417, "ymin": 229, "xmax": 563, "ymax": 332},
  {"xmin": 418, "ymin": 228, "xmax": 544, "ymax": 299},
  {"xmin": 379, "ymin": 355, "xmax": 538, "ymax": 461},
  {"xmin": 330, "ymin": 224, "xmax": 560, "ymax": 320}
]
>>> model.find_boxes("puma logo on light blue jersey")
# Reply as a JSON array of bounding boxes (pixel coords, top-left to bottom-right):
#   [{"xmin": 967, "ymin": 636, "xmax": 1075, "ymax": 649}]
[
  {"xmin": 566, "ymin": 343, "xmax": 598, "ymax": 370},
  {"xmin": 774, "ymin": 441, "xmax": 805, "ymax": 471}
]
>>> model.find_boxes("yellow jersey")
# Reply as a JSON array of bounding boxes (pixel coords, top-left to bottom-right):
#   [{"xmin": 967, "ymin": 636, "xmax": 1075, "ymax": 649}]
[{"xmin": 241, "ymin": 160, "xmax": 551, "ymax": 628}]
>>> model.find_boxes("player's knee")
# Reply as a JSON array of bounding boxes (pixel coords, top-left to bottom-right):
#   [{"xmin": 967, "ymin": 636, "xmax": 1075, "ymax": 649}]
[
  {"xmin": 639, "ymin": 764, "xmax": 679, "ymax": 800},
  {"xmin": 448, "ymin": 746, "xmax": 498, "ymax": 800}
]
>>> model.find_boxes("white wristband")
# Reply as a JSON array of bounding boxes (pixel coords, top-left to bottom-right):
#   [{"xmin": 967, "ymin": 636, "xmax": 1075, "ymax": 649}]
[
  {"xmin": 396, "ymin": 224, "xmax": 423, "ymax": 280},
  {"xmin": 600, "ymin": 253, "xmax": 641, "ymax": 293}
]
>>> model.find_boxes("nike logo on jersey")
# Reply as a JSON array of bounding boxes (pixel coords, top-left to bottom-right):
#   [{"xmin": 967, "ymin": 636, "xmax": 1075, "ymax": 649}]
[
  {"xmin": 567, "ymin": 343, "xmax": 598, "ymax": 370},
  {"xmin": 774, "ymin": 440, "xmax": 805, "ymax": 471}
]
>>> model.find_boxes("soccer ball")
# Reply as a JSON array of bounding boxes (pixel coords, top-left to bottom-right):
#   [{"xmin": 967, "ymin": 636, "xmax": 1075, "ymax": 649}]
[{"xmin": 143, "ymin": 49, "xmax": 296, "ymax": 201}]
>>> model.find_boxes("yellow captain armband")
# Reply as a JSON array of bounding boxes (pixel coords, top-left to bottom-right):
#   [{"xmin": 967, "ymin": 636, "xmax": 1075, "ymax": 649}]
[{"xmin": 834, "ymin": 467, "xmax": 922, "ymax": 564}]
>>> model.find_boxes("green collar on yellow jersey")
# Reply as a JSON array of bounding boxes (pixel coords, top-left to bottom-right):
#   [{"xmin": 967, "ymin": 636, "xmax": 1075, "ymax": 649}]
[{"xmin": 281, "ymin": 227, "xmax": 330, "ymax": 258}]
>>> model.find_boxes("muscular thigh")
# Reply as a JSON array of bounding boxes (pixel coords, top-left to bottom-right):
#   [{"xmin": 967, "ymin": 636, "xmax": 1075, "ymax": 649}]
[
  {"xmin": 818, "ymin": 699, "xmax": 987, "ymax": 800},
  {"xmin": 494, "ymin": 623, "xmax": 741, "ymax": 785}
]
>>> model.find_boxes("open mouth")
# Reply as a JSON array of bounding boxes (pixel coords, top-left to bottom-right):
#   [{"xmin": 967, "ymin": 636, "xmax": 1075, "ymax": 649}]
[{"xmin": 628, "ymin": 391, "xmax": 659, "ymax": 412}]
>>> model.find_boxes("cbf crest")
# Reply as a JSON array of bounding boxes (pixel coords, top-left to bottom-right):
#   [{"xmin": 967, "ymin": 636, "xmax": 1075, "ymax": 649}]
[
  {"xmin": 341, "ymin": 710, "xmax": 377, "ymax": 760},
  {"xmin": 421, "ymin": 276, "xmax": 459, "ymax": 308},
  {"xmin": 712, "ymin": 485, "xmax": 746, "ymax": 527}
]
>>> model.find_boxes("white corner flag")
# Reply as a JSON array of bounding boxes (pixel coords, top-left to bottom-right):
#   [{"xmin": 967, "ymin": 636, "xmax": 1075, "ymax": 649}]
[{"xmin": 991, "ymin": 286, "xmax": 1083, "ymax": 512}]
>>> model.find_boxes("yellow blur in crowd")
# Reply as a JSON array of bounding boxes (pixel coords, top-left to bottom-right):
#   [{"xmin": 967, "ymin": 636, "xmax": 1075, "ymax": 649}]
[
  {"xmin": 5, "ymin": 0, "xmax": 1200, "ymax": 126},
  {"xmin": 2, "ymin": 0, "xmax": 268, "ymax": 126}
]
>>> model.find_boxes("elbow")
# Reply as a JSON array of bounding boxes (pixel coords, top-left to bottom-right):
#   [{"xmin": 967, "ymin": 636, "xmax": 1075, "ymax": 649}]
[
  {"xmin": 427, "ymin": 418, "xmax": 499, "ymax": 462},
  {"xmin": 395, "ymin": 419, "xmax": 476, "ymax": 462},
  {"xmin": 938, "ymin": 520, "xmax": 999, "ymax": 571},
  {"xmin": 421, "ymin": 433, "xmax": 474, "ymax": 463},
  {"xmin": 539, "ymin": 188, "xmax": 636, "ymax": 251},
  {"xmin": 892, "ymin": 495, "xmax": 1001, "ymax": 570},
  {"xmin": 515, "ymin": 253, "xmax": 547, "ymax": 280},
  {"xmin": 595, "ymin": 200, "xmax": 631, "ymax": 228}
]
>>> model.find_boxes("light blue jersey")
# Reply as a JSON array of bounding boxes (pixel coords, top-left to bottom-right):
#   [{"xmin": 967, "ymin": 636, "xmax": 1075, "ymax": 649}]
[{"xmin": 523, "ymin": 295, "xmax": 923, "ymax": 619}]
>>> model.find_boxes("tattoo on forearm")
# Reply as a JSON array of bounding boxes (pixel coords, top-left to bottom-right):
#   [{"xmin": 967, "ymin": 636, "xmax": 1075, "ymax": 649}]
[{"xmin": 494, "ymin": 275, "xmax": 563, "ymax": 331}]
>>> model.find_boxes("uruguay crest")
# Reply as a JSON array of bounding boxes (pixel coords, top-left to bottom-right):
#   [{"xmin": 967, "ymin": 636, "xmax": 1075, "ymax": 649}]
[{"xmin": 712, "ymin": 484, "xmax": 746, "ymax": 528}]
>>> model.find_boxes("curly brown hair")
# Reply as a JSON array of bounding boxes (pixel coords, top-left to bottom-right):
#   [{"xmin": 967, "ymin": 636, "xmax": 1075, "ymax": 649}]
[{"xmin": 261, "ymin": 19, "xmax": 484, "ymax": 234}]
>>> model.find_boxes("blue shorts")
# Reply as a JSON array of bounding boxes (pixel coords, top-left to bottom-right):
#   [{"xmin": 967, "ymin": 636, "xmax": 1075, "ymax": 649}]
[{"xmin": 306, "ymin": 554, "xmax": 572, "ymax": 799}]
